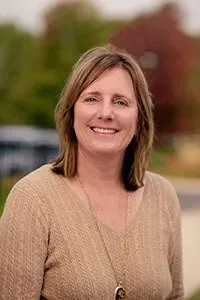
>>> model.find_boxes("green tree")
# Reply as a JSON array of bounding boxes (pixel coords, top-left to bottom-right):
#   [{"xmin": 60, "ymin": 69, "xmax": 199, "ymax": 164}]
[
  {"xmin": 0, "ymin": 1, "xmax": 122, "ymax": 128},
  {"xmin": 0, "ymin": 24, "xmax": 39, "ymax": 125},
  {"xmin": 35, "ymin": 1, "xmax": 122, "ymax": 128}
]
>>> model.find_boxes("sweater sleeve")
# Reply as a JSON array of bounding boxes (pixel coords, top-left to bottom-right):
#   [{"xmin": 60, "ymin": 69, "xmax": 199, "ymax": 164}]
[
  {"xmin": 166, "ymin": 194, "xmax": 184, "ymax": 299},
  {"xmin": 0, "ymin": 180, "xmax": 49, "ymax": 300}
]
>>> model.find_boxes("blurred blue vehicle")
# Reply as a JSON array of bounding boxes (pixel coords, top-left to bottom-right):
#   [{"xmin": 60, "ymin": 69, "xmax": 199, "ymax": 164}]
[{"xmin": 0, "ymin": 126, "xmax": 59, "ymax": 177}]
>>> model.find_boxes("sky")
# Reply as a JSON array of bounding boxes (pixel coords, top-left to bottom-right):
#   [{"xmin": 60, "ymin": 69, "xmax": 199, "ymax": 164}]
[{"xmin": 0, "ymin": 0, "xmax": 200, "ymax": 35}]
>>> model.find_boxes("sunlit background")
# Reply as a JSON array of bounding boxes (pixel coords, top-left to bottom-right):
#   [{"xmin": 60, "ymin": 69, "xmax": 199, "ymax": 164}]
[{"xmin": 0, "ymin": 0, "xmax": 200, "ymax": 298}]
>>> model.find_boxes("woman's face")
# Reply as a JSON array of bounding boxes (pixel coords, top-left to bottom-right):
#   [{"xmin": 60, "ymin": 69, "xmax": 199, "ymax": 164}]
[{"xmin": 74, "ymin": 67, "xmax": 138, "ymax": 156}]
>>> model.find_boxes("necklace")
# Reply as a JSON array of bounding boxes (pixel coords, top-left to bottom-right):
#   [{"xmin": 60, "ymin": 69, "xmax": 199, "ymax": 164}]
[{"xmin": 77, "ymin": 175, "xmax": 131, "ymax": 300}]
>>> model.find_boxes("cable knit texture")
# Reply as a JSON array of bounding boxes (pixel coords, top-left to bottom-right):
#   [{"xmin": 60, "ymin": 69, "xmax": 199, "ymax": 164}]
[{"xmin": 0, "ymin": 164, "xmax": 184, "ymax": 299}]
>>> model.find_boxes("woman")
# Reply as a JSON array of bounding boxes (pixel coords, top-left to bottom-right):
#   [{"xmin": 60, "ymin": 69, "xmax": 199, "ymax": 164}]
[{"xmin": 0, "ymin": 45, "xmax": 183, "ymax": 299}]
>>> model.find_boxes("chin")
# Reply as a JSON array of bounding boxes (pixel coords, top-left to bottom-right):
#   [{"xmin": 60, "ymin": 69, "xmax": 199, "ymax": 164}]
[{"xmin": 90, "ymin": 146, "xmax": 124, "ymax": 156}]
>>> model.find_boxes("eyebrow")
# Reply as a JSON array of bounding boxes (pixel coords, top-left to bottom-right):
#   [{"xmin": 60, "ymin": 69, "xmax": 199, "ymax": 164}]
[{"xmin": 81, "ymin": 91, "xmax": 101, "ymax": 98}]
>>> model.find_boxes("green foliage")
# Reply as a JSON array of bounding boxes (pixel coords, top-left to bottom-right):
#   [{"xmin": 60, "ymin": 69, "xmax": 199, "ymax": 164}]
[
  {"xmin": 0, "ymin": 184, "xmax": 8, "ymax": 215},
  {"xmin": 0, "ymin": 0, "xmax": 199, "ymax": 133},
  {"xmin": 0, "ymin": 176, "xmax": 20, "ymax": 215},
  {"xmin": 0, "ymin": 1, "xmax": 121, "ymax": 128},
  {"xmin": 188, "ymin": 289, "xmax": 200, "ymax": 300},
  {"xmin": 0, "ymin": 24, "xmax": 40, "ymax": 125},
  {"xmin": 150, "ymin": 146, "xmax": 200, "ymax": 178}
]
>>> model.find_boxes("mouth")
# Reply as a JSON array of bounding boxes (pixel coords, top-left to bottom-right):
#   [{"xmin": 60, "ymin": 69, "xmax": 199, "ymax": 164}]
[{"xmin": 90, "ymin": 127, "xmax": 119, "ymax": 134}]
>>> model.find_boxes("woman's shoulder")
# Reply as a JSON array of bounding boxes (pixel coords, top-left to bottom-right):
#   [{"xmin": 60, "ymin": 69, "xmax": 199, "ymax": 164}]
[
  {"xmin": 145, "ymin": 170, "xmax": 177, "ymax": 194},
  {"xmin": 145, "ymin": 170, "xmax": 180, "ymax": 216},
  {"xmin": 12, "ymin": 164, "xmax": 57, "ymax": 194},
  {"xmin": 2, "ymin": 165, "xmax": 58, "ymax": 223},
  {"xmin": 6, "ymin": 164, "xmax": 65, "ymax": 211}
]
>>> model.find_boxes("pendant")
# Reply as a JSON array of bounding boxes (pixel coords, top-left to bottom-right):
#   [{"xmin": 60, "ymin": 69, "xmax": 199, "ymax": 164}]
[{"xmin": 114, "ymin": 285, "xmax": 126, "ymax": 300}]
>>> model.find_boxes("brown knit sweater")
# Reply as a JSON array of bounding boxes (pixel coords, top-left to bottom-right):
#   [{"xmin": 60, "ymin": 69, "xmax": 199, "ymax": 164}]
[{"xmin": 0, "ymin": 164, "xmax": 184, "ymax": 299}]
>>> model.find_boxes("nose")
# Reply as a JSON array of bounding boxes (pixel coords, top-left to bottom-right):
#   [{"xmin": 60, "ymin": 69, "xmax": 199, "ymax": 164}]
[{"xmin": 97, "ymin": 101, "xmax": 114, "ymax": 120}]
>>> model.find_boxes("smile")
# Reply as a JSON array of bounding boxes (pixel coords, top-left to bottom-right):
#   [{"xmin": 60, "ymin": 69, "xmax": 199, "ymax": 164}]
[{"xmin": 90, "ymin": 127, "xmax": 119, "ymax": 134}]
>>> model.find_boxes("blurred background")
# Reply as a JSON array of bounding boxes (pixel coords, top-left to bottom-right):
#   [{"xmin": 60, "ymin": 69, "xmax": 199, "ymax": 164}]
[{"xmin": 0, "ymin": 0, "xmax": 200, "ymax": 298}]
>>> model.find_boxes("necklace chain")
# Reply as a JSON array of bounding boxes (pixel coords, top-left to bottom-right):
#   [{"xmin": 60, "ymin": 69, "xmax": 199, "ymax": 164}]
[{"xmin": 77, "ymin": 175, "xmax": 131, "ymax": 290}]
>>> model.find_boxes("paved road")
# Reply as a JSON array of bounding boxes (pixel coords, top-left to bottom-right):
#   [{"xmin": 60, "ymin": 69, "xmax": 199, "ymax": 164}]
[
  {"xmin": 179, "ymin": 193, "xmax": 200, "ymax": 210},
  {"xmin": 168, "ymin": 176, "xmax": 200, "ymax": 210},
  {"xmin": 167, "ymin": 178, "xmax": 200, "ymax": 297},
  {"xmin": 181, "ymin": 208, "xmax": 200, "ymax": 297}
]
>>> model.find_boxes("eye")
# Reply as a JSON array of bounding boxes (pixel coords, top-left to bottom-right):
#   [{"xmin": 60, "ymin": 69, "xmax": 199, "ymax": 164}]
[
  {"xmin": 84, "ymin": 97, "xmax": 97, "ymax": 102},
  {"xmin": 115, "ymin": 100, "xmax": 128, "ymax": 106}
]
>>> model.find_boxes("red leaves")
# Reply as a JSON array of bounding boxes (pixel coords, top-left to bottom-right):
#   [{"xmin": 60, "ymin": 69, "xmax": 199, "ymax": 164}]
[{"xmin": 110, "ymin": 3, "xmax": 196, "ymax": 135}]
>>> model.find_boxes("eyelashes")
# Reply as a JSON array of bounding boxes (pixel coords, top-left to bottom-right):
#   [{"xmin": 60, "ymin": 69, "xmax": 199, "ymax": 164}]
[
  {"xmin": 84, "ymin": 97, "xmax": 97, "ymax": 103},
  {"xmin": 115, "ymin": 100, "xmax": 128, "ymax": 106},
  {"xmin": 84, "ymin": 97, "xmax": 128, "ymax": 107}
]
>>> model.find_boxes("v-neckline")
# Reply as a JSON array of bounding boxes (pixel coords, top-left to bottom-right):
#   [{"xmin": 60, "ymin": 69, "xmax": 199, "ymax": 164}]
[{"xmin": 60, "ymin": 172, "xmax": 149, "ymax": 236}]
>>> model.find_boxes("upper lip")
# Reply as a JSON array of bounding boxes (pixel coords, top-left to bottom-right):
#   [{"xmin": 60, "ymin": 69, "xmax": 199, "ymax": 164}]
[{"xmin": 90, "ymin": 126, "xmax": 119, "ymax": 131}]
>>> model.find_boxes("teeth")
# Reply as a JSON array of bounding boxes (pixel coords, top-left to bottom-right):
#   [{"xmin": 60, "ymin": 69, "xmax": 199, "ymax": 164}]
[{"xmin": 92, "ymin": 127, "xmax": 117, "ymax": 134}]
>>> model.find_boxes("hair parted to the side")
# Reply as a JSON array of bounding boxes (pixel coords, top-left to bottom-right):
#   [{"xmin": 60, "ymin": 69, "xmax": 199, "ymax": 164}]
[{"xmin": 52, "ymin": 44, "xmax": 154, "ymax": 191}]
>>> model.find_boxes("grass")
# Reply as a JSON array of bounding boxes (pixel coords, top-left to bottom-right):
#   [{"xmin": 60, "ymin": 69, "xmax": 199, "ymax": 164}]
[
  {"xmin": 0, "ymin": 175, "xmax": 21, "ymax": 215},
  {"xmin": 188, "ymin": 290, "xmax": 200, "ymax": 300},
  {"xmin": 150, "ymin": 148, "xmax": 200, "ymax": 178}
]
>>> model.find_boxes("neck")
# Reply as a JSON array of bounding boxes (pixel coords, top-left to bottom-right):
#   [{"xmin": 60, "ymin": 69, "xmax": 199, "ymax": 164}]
[{"xmin": 77, "ymin": 147, "xmax": 124, "ymax": 192}]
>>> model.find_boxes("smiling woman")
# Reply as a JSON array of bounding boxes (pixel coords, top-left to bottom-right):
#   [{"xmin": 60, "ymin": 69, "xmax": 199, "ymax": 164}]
[
  {"xmin": 0, "ymin": 45, "xmax": 184, "ymax": 299},
  {"xmin": 53, "ymin": 45, "xmax": 154, "ymax": 190},
  {"xmin": 73, "ymin": 67, "xmax": 138, "ymax": 158}
]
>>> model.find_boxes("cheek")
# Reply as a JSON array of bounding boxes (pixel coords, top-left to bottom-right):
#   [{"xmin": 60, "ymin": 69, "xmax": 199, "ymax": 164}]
[
  {"xmin": 74, "ymin": 104, "xmax": 93, "ymax": 124},
  {"xmin": 74, "ymin": 106, "xmax": 85, "ymax": 129},
  {"xmin": 126, "ymin": 110, "xmax": 138, "ymax": 132},
  {"xmin": 74, "ymin": 107, "xmax": 90, "ymax": 138}
]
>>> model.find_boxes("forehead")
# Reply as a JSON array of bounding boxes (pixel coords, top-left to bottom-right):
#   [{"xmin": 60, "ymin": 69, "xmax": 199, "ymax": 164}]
[{"xmin": 82, "ymin": 67, "xmax": 135, "ymax": 97}]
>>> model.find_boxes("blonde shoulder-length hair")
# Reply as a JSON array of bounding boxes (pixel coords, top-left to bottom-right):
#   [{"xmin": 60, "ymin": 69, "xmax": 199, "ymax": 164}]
[{"xmin": 52, "ymin": 45, "xmax": 154, "ymax": 191}]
